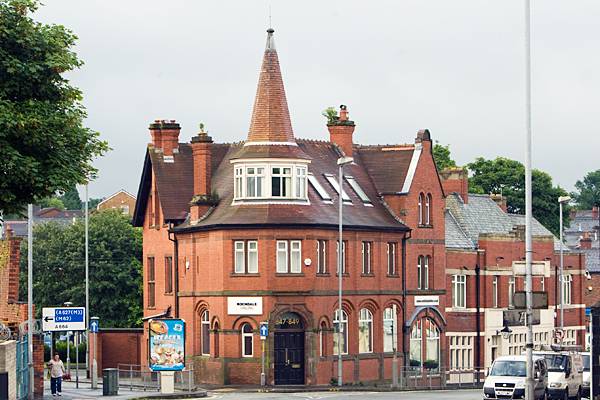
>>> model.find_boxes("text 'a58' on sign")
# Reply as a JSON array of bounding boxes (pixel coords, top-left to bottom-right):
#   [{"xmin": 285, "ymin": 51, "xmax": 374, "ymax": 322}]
[{"xmin": 42, "ymin": 307, "xmax": 86, "ymax": 332}]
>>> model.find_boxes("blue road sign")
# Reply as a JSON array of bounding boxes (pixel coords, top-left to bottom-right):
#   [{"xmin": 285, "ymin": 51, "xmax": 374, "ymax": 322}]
[
  {"xmin": 259, "ymin": 323, "xmax": 268, "ymax": 338},
  {"xmin": 42, "ymin": 307, "xmax": 86, "ymax": 331},
  {"xmin": 89, "ymin": 319, "xmax": 99, "ymax": 333}
]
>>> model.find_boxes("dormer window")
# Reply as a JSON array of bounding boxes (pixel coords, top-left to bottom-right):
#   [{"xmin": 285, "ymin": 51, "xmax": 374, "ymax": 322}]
[{"xmin": 233, "ymin": 161, "xmax": 308, "ymax": 203}]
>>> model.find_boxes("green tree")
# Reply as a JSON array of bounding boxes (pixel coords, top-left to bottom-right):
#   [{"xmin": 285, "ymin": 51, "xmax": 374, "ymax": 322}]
[
  {"xmin": 0, "ymin": 0, "xmax": 108, "ymax": 216},
  {"xmin": 572, "ymin": 169, "xmax": 600, "ymax": 209},
  {"xmin": 20, "ymin": 210, "xmax": 142, "ymax": 327},
  {"xmin": 467, "ymin": 157, "xmax": 569, "ymax": 236},
  {"xmin": 58, "ymin": 186, "xmax": 82, "ymax": 210},
  {"xmin": 432, "ymin": 141, "xmax": 457, "ymax": 171},
  {"xmin": 38, "ymin": 197, "xmax": 64, "ymax": 210}
]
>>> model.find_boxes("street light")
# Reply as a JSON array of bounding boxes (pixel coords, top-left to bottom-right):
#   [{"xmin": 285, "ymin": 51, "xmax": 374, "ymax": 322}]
[
  {"xmin": 558, "ymin": 195, "xmax": 571, "ymax": 333},
  {"xmin": 336, "ymin": 155, "xmax": 353, "ymax": 387},
  {"xmin": 496, "ymin": 325, "xmax": 513, "ymax": 340},
  {"xmin": 63, "ymin": 301, "xmax": 73, "ymax": 378}
]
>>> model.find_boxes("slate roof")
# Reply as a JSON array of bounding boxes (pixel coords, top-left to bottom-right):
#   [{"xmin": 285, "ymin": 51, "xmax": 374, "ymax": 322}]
[
  {"xmin": 172, "ymin": 140, "xmax": 409, "ymax": 232},
  {"xmin": 564, "ymin": 209, "xmax": 600, "ymax": 248},
  {"xmin": 445, "ymin": 193, "xmax": 566, "ymax": 251},
  {"xmin": 358, "ymin": 145, "xmax": 415, "ymax": 194}
]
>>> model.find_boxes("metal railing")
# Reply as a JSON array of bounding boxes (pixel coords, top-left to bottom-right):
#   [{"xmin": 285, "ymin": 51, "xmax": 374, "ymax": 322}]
[
  {"xmin": 116, "ymin": 364, "xmax": 195, "ymax": 392},
  {"xmin": 394, "ymin": 366, "xmax": 485, "ymax": 390}
]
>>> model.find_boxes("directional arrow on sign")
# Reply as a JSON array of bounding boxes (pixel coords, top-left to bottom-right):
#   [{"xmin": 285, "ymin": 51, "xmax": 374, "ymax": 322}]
[{"xmin": 44, "ymin": 316, "xmax": 53, "ymax": 322}]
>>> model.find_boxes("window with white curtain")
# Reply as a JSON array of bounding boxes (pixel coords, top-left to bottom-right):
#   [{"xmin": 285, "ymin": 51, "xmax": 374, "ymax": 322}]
[
  {"xmin": 418, "ymin": 256, "xmax": 429, "ymax": 290},
  {"xmin": 333, "ymin": 310, "xmax": 348, "ymax": 355},
  {"xmin": 452, "ymin": 274, "xmax": 466, "ymax": 308},
  {"xmin": 410, "ymin": 320, "xmax": 422, "ymax": 366},
  {"xmin": 425, "ymin": 319, "xmax": 440, "ymax": 369},
  {"xmin": 358, "ymin": 308, "xmax": 373, "ymax": 353},
  {"xmin": 234, "ymin": 240, "xmax": 258, "ymax": 274},
  {"xmin": 562, "ymin": 274, "xmax": 572, "ymax": 305},
  {"xmin": 383, "ymin": 307, "xmax": 397, "ymax": 352},
  {"xmin": 276, "ymin": 240, "xmax": 302, "ymax": 274}
]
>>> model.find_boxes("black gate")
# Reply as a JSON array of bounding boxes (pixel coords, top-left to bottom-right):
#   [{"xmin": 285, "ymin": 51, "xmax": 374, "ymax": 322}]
[{"xmin": 274, "ymin": 312, "xmax": 305, "ymax": 385}]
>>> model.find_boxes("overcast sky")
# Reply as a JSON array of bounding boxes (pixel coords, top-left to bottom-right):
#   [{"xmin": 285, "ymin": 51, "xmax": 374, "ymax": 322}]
[{"xmin": 34, "ymin": 1, "xmax": 599, "ymax": 199}]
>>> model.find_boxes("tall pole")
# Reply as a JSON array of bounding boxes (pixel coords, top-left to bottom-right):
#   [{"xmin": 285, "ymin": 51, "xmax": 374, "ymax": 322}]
[
  {"xmin": 337, "ymin": 163, "xmax": 343, "ymax": 387},
  {"xmin": 27, "ymin": 204, "xmax": 34, "ymax": 399},
  {"xmin": 524, "ymin": 0, "xmax": 535, "ymax": 398},
  {"xmin": 85, "ymin": 184, "xmax": 89, "ymax": 377},
  {"xmin": 559, "ymin": 201, "xmax": 564, "ymax": 332}
]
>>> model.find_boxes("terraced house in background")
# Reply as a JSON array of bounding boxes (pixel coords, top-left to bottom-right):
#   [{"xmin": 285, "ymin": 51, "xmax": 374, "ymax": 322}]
[{"xmin": 133, "ymin": 28, "xmax": 447, "ymax": 385}]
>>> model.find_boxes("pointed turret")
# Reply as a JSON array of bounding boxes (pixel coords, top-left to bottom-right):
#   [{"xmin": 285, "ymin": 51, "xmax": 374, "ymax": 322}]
[{"xmin": 246, "ymin": 28, "xmax": 295, "ymax": 144}]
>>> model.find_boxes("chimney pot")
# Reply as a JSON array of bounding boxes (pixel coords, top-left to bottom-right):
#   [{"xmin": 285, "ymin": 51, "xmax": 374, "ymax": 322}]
[{"xmin": 580, "ymin": 231, "xmax": 593, "ymax": 249}]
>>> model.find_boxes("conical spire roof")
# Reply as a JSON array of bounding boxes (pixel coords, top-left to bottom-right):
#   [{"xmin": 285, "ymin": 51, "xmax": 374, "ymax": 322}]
[{"xmin": 246, "ymin": 29, "xmax": 295, "ymax": 144}]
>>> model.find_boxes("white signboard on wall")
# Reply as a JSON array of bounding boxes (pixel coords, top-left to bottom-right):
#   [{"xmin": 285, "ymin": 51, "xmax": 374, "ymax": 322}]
[
  {"xmin": 414, "ymin": 295, "xmax": 439, "ymax": 306},
  {"xmin": 227, "ymin": 297, "xmax": 263, "ymax": 315}
]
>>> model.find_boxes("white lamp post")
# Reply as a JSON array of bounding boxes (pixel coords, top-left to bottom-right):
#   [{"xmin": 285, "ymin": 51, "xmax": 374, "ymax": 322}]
[
  {"xmin": 336, "ymin": 156, "xmax": 353, "ymax": 387},
  {"xmin": 558, "ymin": 195, "xmax": 571, "ymax": 333}
]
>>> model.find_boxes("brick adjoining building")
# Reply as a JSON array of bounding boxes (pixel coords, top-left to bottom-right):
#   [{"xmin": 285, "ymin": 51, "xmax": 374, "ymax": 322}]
[
  {"xmin": 442, "ymin": 169, "xmax": 586, "ymax": 377},
  {"xmin": 133, "ymin": 29, "xmax": 447, "ymax": 385},
  {"xmin": 97, "ymin": 189, "xmax": 136, "ymax": 217}
]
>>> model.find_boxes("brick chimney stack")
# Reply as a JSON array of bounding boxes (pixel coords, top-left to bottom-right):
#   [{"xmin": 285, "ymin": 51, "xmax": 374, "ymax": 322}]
[
  {"xmin": 149, "ymin": 120, "xmax": 181, "ymax": 156},
  {"xmin": 580, "ymin": 231, "xmax": 593, "ymax": 249},
  {"xmin": 440, "ymin": 167, "xmax": 469, "ymax": 204},
  {"xmin": 190, "ymin": 128, "xmax": 214, "ymax": 222},
  {"xmin": 328, "ymin": 105, "xmax": 356, "ymax": 157},
  {"xmin": 490, "ymin": 193, "xmax": 507, "ymax": 212}
]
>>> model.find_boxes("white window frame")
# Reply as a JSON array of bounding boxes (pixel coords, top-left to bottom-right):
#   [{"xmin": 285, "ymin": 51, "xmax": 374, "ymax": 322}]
[
  {"xmin": 383, "ymin": 307, "xmax": 397, "ymax": 352},
  {"xmin": 418, "ymin": 255, "xmax": 429, "ymax": 290},
  {"xmin": 492, "ymin": 275, "xmax": 498, "ymax": 308},
  {"xmin": 241, "ymin": 323, "xmax": 253, "ymax": 357},
  {"xmin": 387, "ymin": 242, "xmax": 397, "ymax": 275},
  {"xmin": 345, "ymin": 176, "xmax": 371, "ymax": 204},
  {"xmin": 201, "ymin": 310, "xmax": 210, "ymax": 356},
  {"xmin": 361, "ymin": 241, "xmax": 372, "ymax": 274},
  {"xmin": 317, "ymin": 239, "xmax": 327, "ymax": 274},
  {"xmin": 358, "ymin": 308, "xmax": 373, "ymax": 353},
  {"xmin": 418, "ymin": 193, "xmax": 424, "ymax": 225},
  {"xmin": 425, "ymin": 194, "xmax": 432, "ymax": 225},
  {"xmin": 247, "ymin": 241, "xmax": 258, "ymax": 273},
  {"xmin": 232, "ymin": 162, "xmax": 308, "ymax": 201},
  {"xmin": 234, "ymin": 241, "xmax": 245, "ymax": 273},
  {"xmin": 452, "ymin": 274, "xmax": 466, "ymax": 309},
  {"xmin": 336, "ymin": 240, "xmax": 346, "ymax": 274},
  {"xmin": 308, "ymin": 173, "xmax": 332, "ymax": 201},
  {"xmin": 324, "ymin": 174, "xmax": 351, "ymax": 201},
  {"xmin": 276, "ymin": 240, "xmax": 302, "ymax": 274},
  {"xmin": 333, "ymin": 309, "xmax": 348, "ymax": 355},
  {"xmin": 508, "ymin": 276, "xmax": 515, "ymax": 308},
  {"xmin": 562, "ymin": 274, "xmax": 572, "ymax": 305}
]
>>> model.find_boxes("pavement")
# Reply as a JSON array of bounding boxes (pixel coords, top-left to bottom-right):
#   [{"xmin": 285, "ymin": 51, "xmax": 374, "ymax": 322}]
[{"xmin": 42, "ymin": 379, "xmax": 481, "ymax": 400}]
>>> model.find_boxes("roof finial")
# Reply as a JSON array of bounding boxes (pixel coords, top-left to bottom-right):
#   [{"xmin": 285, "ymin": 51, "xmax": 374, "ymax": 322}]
[
  {"xmin": 265, "ymin": 27, "xmax": 275, "ymax": 51},
  {"xmin": 269, "ymin": 4, "xmax": 272, "ymax": 30}
]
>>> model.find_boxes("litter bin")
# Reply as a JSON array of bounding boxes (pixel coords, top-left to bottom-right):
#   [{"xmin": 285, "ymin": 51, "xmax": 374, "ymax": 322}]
[{"xmin": 102, "ymin": 368, "xmax": 119, "ymax": 396}]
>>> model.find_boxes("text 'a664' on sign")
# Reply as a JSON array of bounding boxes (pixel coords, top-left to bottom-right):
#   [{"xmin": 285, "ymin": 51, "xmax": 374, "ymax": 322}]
[{"xmin": 42, "ymin": 307, "xmax": 86, "ymax": 332}]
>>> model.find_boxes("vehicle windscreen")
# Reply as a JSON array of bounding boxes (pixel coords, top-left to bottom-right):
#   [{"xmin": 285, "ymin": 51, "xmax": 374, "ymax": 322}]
[
  {"xmin": 583, "ymin": 355, "xmax": 590, "ymax": 371},
  {"xmin": 544, "ymin": 354, "xmax": 567, "ymax": 372},
  {"xmin": 490, "ymin": 360, "xmax": 526, "ymax": 377}
]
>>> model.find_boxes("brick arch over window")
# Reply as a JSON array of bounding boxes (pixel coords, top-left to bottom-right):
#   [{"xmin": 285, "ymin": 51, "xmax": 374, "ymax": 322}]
[
  {"xmin": 405, "ymin": 306, "xmax": 446, "ymax": 331},
  {"xmin": 193, "ymin": 301, "xmax": 210, "ymax": 356},
  {"xmin": 332, "ymin": 299, "xmax": 356, "ymax": 316},
  {"xmin": 357, "ymin": 298, "xmax": 380, "ymax": 314},
  {"xmin": 382, "ymin": 298, "xmax": 403, "ymax": 312},
  {"xmin": 231, "ymin": 316, "xmax": 259, "ymax": 331}
]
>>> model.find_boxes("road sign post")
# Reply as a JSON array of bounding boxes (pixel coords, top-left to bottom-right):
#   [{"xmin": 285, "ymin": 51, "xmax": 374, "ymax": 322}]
[
  {"xmin": 90, "ymin": 317, "xmax": 99, "ymax": 389},
  {"xmin": 260, "ymin": 322, "xmax": 268, "ymax": 386}
]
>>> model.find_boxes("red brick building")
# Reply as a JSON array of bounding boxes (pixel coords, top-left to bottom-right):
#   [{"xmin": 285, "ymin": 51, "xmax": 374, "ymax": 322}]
[
  {"xmin": 133, "ymin": 29, "xmax": 447, "ymax": 385},
  {"xmin": 442, "ymin": 169, "xmax": 586, "ymax": 377}
]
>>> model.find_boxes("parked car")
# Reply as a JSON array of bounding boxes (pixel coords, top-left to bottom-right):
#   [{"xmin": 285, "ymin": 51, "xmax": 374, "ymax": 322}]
[
  {"xmin": 533, "ymin": 350, "xmax": 584, "ymax": 400},
  {"xmin": 581, "ymin": 352, "xmax": 590, "ymax": 398},
  {"xmin": 483, "ymin": 355, "xmax": 548, "ymax": 400}
]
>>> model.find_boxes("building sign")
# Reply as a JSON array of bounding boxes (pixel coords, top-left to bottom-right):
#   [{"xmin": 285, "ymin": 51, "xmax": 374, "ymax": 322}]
[
  {"xmin": 227, "ymin": 297, "xmax": 263, "ymax": 315},
  {"xmin": 148, "ymin": 319, "xmax": 185, "ymax": 371},
  {"xmin": 414, "ymin": 295, "xmax": 440, "ymax": 306},
  {"xmin": 503, "ymin": 310, "xmax": 540, "ymax": 327},
  {"xmin": 274, "ymin": 312, "xmax": 303, "ymax": 330}
]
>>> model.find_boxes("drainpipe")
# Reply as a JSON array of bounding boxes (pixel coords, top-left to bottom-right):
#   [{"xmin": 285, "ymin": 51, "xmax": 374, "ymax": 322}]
[
  {"xmin": 401, "ymin": 231, "xmax": 410, "ymax": 370},
  {"xmin": 168, "ymin": 224, "xmax": 179, "ymax": 318},
  {"xmin": 475, "ymin": 256, "xmax": 481, "ymax": 384}
]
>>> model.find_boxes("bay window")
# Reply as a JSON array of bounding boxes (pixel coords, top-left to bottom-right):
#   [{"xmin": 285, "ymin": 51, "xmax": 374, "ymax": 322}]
[{"xmin": 232, "ymin": 162, "xmax": 308, "ymax": 201}]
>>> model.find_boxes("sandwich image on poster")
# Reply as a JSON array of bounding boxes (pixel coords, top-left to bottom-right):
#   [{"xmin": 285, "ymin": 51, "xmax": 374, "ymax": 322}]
[{"xmin": 148, "ymin": 318, "xmax": 185, "ymax": 371}]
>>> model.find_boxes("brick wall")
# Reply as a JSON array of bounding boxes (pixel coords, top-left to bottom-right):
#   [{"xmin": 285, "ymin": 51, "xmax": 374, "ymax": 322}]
[
  {"xmin": 0, "ymin": 233, "xmax": 27, "ymax": 331},
  {"xmin": 33, "ymin": 335, "xmax": 44, "ymax": 399},
  {"xmin": 100, "ymin": 329, "xmax": 142, "ymax": 370}
]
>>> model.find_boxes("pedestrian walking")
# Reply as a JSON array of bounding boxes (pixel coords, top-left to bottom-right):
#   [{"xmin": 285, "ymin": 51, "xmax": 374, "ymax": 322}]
[{"xmin": 48, "ymin": 353, "xmax": 65, "ymax": 396}]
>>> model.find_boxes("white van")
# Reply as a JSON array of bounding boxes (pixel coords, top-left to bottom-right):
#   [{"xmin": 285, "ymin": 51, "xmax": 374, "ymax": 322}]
[
  {"xmin": 581, "ymin": 352, "xmax": 590, "ymax": 398},
  {"xmin": 483, "ymin": 355, "xmax": 548, "ymax": 400},
  {"xmin": 533, "ymin": 350, "xmax": 584, "ymax": 400}
]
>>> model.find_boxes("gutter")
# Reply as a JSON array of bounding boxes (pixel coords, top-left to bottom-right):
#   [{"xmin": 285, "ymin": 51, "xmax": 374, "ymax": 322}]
[
  {"xmin": 402, "ymin": 230, "xmax": 411, "ymax": 370},
  {"xmin": 168, "ymin": 225, "xmax": 180, "ymax": 318}
]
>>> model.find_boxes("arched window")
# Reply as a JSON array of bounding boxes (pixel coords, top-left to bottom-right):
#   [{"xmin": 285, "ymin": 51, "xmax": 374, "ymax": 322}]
[
  {"xmin": 410, "ymin": 320, "xmax": 422, "ymax": 367},
  {"xmin": 319, "ymin": 321, "xmax": 327, "ymax": 357},
  {"xmin": 358, "ymin": 308, "xmax": 373, "ymax": 353},
  {"xmin": 241, "ymin": 323, "xmax": 253, "ymax": 357},
  {"xmin": 425, "ymin": 319, "xmax": 440, "ymax": 371},
  {"xmin": 201, "ymin": 310, "xmax": 210, "ymax": 355},
  {"xmin": 426, "ymin": 194, "xmax": 432, "ymax": 225},
  {"xmin": 333, "ymin": 310, "xmax": 348, "ymax": 355},
  {"xmin": 418, "ymin": 256, "xmax": 429, "ymax": 290},
  {"xmin": 383, "ymin": 307, "xmax": 397, "ymax": 352},
  {"xmin": 418, "ymin": 193, "xmax": 424, "ymax": 225}
]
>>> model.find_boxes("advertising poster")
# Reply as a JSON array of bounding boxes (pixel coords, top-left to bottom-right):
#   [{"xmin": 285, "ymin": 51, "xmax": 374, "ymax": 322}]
[{"xmin": 148, "ymin": 318, "xmax": 185, "ymax": 371}]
